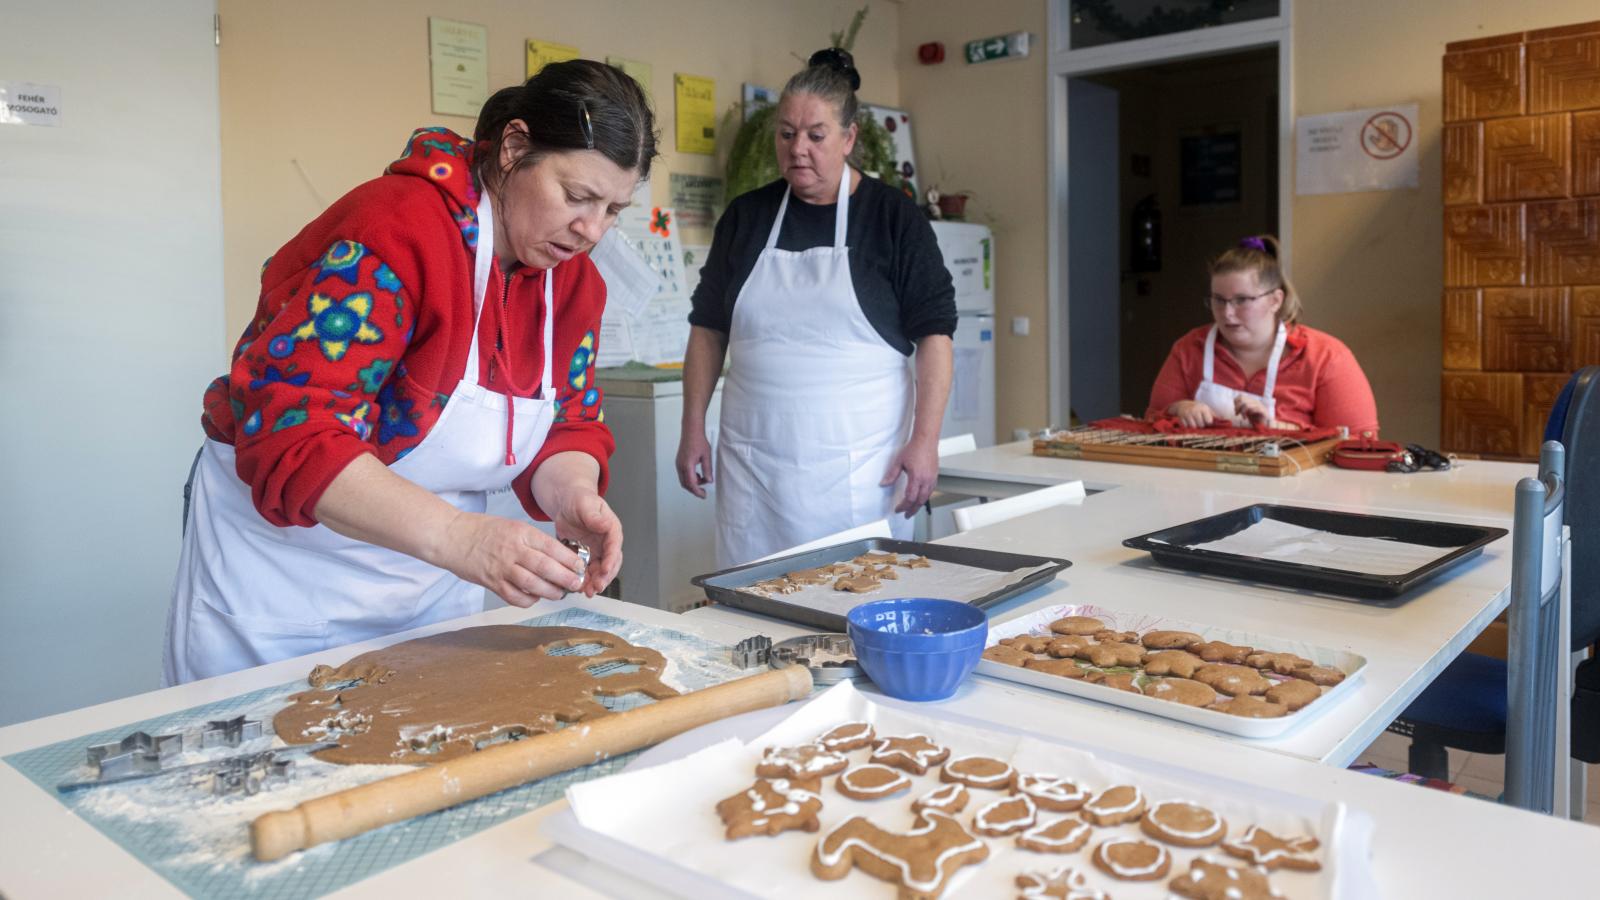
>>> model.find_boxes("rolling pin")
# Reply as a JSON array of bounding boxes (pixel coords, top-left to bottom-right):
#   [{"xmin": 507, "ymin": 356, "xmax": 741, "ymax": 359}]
[{"xmin": 251, "ymin": 663, "xmax": 813, "ymax": 862}]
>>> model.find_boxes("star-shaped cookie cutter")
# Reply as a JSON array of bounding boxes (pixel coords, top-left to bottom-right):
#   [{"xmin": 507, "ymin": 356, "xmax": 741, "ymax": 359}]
[
  {"xmin": 86, "ymin": 731, "xmax": 184, "ymax": 779},
  {"xmin": 200, "ymin": 715, "xmax": 264, "ymax": 749},
  {"xmin": 205, "ymin": 753, "xmax": 294, "ymax": 797}
]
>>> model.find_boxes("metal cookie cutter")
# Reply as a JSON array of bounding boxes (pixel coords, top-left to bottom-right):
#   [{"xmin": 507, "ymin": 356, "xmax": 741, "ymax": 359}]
[
  {"xmin": 200, "ymin": 715, "xmax": 264, "ymax": 749},
  {"xmin": 769, "ymin": 634, "xmax": 863, "ymax": 685},
  {"xmin": 560, "ymin": 538, "xmax": 591, "ymax": 580},
  {"xmin": 205, "ymin": 753, "xmax": 294, "ymax": 797},
  {"xmin": 86, "ymin": 730, "xmax": 184, "ymax": 780},
  {"xmin": 58, "ymin": 740, "xmax": 337, "ymax": 792},
  {"xmin": 731, "ymin": 635, "xmax": 772, "ymax": 668}
]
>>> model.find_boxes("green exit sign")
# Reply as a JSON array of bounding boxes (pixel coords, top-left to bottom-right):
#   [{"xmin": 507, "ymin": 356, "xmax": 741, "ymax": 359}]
[{"xmin": 965, "ymin": 31, "xmax": 1030, "ymax": 64}]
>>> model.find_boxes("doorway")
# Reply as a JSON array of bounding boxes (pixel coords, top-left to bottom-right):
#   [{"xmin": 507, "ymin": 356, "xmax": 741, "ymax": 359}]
[{"xmin": 1066, "ymin": 47, "xmax": 1280, "ymax": 422}]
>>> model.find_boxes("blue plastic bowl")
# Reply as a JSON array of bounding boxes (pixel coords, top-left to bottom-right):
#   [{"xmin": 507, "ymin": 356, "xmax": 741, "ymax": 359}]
[{"xmin": 846, "ymin": 598, "xmax": 989, "ymax": 701}]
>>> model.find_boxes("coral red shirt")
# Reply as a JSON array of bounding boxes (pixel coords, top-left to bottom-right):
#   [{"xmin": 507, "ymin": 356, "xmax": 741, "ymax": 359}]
[
  {"xmin": 1144, "ymin": 324, "xmax": 1379, "ymax": 435},
  {"xmin": 202, "ymin": 127, "xmax": 613, "ymax": 527}
]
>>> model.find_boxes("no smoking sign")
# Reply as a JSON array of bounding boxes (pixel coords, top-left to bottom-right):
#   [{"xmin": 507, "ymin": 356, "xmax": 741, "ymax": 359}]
[{"xmin": 1361, "ymin": 111, "xmax": 1412, "ymax": 160}]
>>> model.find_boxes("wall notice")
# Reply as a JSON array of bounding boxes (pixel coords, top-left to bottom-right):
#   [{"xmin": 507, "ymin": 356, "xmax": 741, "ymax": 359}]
[
  {"xmin": 428, "ymin": 18, "xmax": 488, "ymax": 118},
  {"xmin": 674, "ymin": 74, "xmax": 716, "ymax": 155},
  {"xmin": 526, "ymin": 39, "xmax": 579, "ymax": 79},
  {"xmin": 669, "ymin": 173, "xmax": 722, "ymax": 229},
  {"xmin": 1, "ymin": 81, "xmax": 62, "ymax": 126},
  {"xmin": 1295, "ymin": 104, "xmax": 1418, "ymax": 195}
]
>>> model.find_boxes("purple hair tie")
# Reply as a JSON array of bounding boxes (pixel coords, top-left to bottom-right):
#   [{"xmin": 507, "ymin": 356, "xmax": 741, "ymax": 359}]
[{"xmin": 1240, "ymin": 237, "xmax": 1268, "ymax": 252}]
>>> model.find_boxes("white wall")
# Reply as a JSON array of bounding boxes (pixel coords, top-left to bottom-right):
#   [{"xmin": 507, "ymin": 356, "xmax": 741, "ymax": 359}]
[{"xmin": 0, "ymin": 1, "xmax": 225, "ymax": 725}]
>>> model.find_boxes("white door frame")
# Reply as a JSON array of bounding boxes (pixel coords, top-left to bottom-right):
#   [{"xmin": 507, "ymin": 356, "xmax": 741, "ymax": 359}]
[{"xmin": 1046, "ymin": 0, "xmax": 1295, "ymax": 427}]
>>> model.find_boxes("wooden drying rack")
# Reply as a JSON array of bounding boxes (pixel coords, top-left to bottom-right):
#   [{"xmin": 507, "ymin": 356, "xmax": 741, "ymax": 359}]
[{"xmin": 1031, "ymin": 423, "xmax": 1342, "ymax": 477}]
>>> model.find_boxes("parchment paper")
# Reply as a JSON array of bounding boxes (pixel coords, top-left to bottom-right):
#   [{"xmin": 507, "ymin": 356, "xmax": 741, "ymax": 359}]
[
  {"xmin": 1185, "ymin": 518, "xmax": 1454, "ymax": 576},
  {"xmin": 747, "ymin": 560, "xmax": 1058, "ymax": 619}
]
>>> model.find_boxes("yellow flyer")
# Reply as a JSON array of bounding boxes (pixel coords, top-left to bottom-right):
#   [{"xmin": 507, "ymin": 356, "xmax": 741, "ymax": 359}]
[
  {"xmin": 526, "ymin": 39, "xmax": 579, "ymax": 78},
  {"xmin": 608, "ymin": 56, "xmax": 654, "ymax": 101},
  {"xmin": 674, "ymin": 74, "xmax": 716, "ymax": 155}
]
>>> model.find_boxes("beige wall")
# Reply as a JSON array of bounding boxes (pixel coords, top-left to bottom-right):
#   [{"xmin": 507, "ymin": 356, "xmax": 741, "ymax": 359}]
[
  {"xmin": 899, "ymin": 0, "xmax": 1050, "ymax": 441},
  {"xmin": 217, "ymin": 0, "xmax": 901, "ymax": 347}
]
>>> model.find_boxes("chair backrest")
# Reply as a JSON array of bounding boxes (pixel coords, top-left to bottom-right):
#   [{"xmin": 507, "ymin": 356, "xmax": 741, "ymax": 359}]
[
  {"xmin": 753, "ymin": 519, "xmax": 892, "ymax": 563},
  {"xmin": 1504, "ymin": 441, "xmax": 1566, "ymax": 814},
  {"xmin": 937, "ymin": 433, "xmax": 977, "ymax": 457},
  {"xmin": 1558, "ymin": 366, "xmax": 1600, "ymax": 648},
  {"xmin": 952, "ymin": 481, "xmax": 1086, "ymax": 533}
]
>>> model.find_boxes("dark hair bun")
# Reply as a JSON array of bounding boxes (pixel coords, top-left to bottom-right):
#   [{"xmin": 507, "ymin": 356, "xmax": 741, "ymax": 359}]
[{"xmin": 808, "ymin": 47, "xmax": 861, "ymax": 91}]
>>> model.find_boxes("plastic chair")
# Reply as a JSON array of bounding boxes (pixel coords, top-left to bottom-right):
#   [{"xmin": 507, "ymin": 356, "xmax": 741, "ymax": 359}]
[
  {"xmin": 951, "ymin": 480, "xmax": 1087, "ymax": 533},
  {"xmin": 754, "ymin": 519, "xmax": 892, "ymax": 564}
]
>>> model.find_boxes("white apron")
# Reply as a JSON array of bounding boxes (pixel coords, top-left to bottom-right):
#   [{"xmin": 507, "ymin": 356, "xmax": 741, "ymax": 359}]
[
  {"xmin": 163, "ymin": 193, "xmax": 558, "ymax": 684},
  {"xmin": 714, "ymin": 165, "xmax": 914, "ymax": 567},
  {"xmin": 1194, "ymin": 322, "xmax": 1287, "ymax": 427}
]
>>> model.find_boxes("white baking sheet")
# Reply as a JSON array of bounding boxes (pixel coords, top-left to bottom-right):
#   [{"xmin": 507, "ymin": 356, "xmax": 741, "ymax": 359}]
[
  {"xmin": 551, "ymin": 682, "xmax": 1374, "ymax": 900},
  {"xmin": 1184, "ymin": 519, "xmax": 1454, "ymax": 576},
  {"xmin": 746, "ymin": 560, "xmax": 1057, "ymax": 619},
  {"xmin": 978, "ymin": 604, "xmax": 1368, "ymax": 739}
]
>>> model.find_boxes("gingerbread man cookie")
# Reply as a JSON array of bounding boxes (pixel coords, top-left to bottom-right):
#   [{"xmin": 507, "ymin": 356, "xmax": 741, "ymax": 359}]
[
  {"xmin": 973, "ymin": 793, "xmax": 1038, "ymax": 836},
  {"xmin": 1026, "ymin": 657, "xmax": 1089, "ymax": 678},
  {"xmin": 1210, "ymin": 695, "xmax": 1289, "ymax": 718},
  {"xmin": 1046, "ymin": 635, "xmax": 1094, "ymax": 658},
  {"xmin": 1190, "ymin": 640, "xmax": 1254, "ymax": 664},
  {"xmin": 1142, "ymin": 677, "xmax": 1218, "ymax": 707},
  {"xmin": 1222, "ymin": 826, "xmax": 1321, "ymax": 871},
  {"xmin": 1140, "ymin": 799, "xmax": 1227, "ymax": 847},
  {"xmin": 1193, "ymin": 663, "xmax": 1273, "ymax": 696},
  {"xmin": 912, "ymin": 782, "xmax": 970, "ymax": 816},
  {"xmin": 1078, "ymin": 641, "xmax": 1146, "ymax": 668},
  {"xmin": 1141, "ymin": 629, "xmax": 1203, "ymax": 650},
  {"xmin": 898, "ymin": 555, "xmax": 932, "ymax": 569},
  {"xmin": 1017, "ymin": 815, "xmax": 1093, "ymax": 854},
  {"xmin": 812, "ymin": 810, "xmax": 990, "ymax": 898},
  {"xmin": 1289, "ymin": 665, "xmax": 1346, "ymax": 686},
  {"xmin": 870, "ymin": 733, "xmax": 950, "ymax": 775},
  {"xmin": 1171, "ymin": 856, "xmax": 1284, "ymax": 900},
  {"xmin": 862, "ymin": 563, "xmax": 901, "ymax": 581},
  {"xmin": 1082, "ymin": 784, "xmax": 1146, "ymax": 825},
  {"xmin": 757, "ymin": 743, "xmax": 848, "ymax": 780},
  {"xmin": 984, "ymin": 644, "xmax": 1035, "ymax": 667},
  {"xmin": 833, "ymin": 573, "xmax": 882, "ymax": 593},
  {"xmin": 1002, "ymin": 634, "xmax": 1056, "ymax": 654},
  {"xmin": 1015, "ymin": 773, "xmax": 1090, "ymax": 811},
  {"xmin": 941, "ymin": 755, "xmax": 1017, "ymax": 791},
  {"xmin": 715, "ymin": 778, "xmax": 823, "ymax": 839},
  {"xmin": 1092, "ymin": 836, "xmax": 1172, "ymax": 881},
  {"xmin": 1243, "ymin": 651, "xmax": 1313, "ymax": 675},
  {"xmin": 1264, "ymin": 679, "xmax": 1321, "ymax": 711},
  {"xmin": 837, "ymin": 763, "xmax": 913, "ymax": 800},
  {"xmin": 1143, "ymin": 649, "xmax": 1205, "ymax": 678},
  {"xmin": 1016, "ymin": 865, "xmax": 1110, "ymax": 900},
  {"xmin": 817, "ymin": 721, "xmax": 876, "ymax": 752},
  {"xmin": 1049, "ymin": 615, "xmax": 1107, "ymax": 636}
]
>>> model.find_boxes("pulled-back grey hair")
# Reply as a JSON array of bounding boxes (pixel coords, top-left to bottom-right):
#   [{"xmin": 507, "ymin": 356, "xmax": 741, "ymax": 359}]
[{"xmin": 781, "ymin": 48, "xmax": 860, "ymax": 128}]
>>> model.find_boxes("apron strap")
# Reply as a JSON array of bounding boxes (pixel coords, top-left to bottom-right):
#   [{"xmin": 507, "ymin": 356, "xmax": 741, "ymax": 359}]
[
  {"xmin": 764, "ymin": 188, "xmax": 790, "ymax": 250},
  {"xmin": 1202, "ymin": 326, "xmax": 1218, "ymax": 383},
  {"xmin": 465, "ymin": 192, "xmax": 495, "ymax": 387},
  {"xmin": 540, "ymin": 268, "xmax": 555, "ymax": 397},
  {"xmin": 1260, "ymin": 322, "xmax": 1288, "ymax": 402},
  {"xmin": 762, "ymin": 164, "xmax": 853, "ymax": 250}
]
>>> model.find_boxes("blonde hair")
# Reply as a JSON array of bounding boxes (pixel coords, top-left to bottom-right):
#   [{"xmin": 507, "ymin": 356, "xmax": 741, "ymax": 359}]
[{"xmin": 1208, "ymin": 234, "xmax": 1300, "ymax": 326}]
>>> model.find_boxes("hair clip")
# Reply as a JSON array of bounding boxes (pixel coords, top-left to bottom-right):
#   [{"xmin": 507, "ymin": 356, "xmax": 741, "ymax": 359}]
[
  {"xmin": 1239, "ymin": 237, "xmax": 1268, "ymax": 252},
  {"xmin": 578, "ymin": 101, "xmax": 594, "ymax": 150}
]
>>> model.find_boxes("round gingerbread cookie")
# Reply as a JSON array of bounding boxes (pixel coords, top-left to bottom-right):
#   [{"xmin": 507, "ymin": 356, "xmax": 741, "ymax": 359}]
[
  {"xmin": 1092, "ymin": 836, "xmax": 1172, "ymax": 881},
  {"xmin": 1142, "ymin": 677, "xmax": 1218, "ymax": 707},
  {"xmin": 1082, "ymin": 784, "xmax": 1146, "ymax": 825},
  {"xmin": 756, "ymin": 743, "xmax": 848, "ymax": 780},
  {"xmin": 983, "ymin": 644, "xmax": 1035, "ymax": 667},
  {"xmin": 912, "ymin": 782, "xmax": 970, "ymax": 816},
  {"xmin": 1025, "ymin": 656, "xmax": 1088, "ymax": 678},
  {"xmin": 869, "ymin": 733, "xmax": 950, "ymax": 775},
  {"xmin": 1193, "ymin": 663, "xmax": 1273, "ymax": 696},
  {"xmin": 1264, "ymin": 678, "xmax": 1321, "ymax": 711},
  {"xmin": 1210, "ymin": 695, "xmax": 1289, "ymax": 718},
  {"xmin": 1049, "ymin": 615, "xmax": 1107, "ymax": 636},
  {"xmin": 1015, "ymin": 773, "xmax": 1090, "ymax": 811},
  {"xmin": 972, "ymin": 793, "xmax": 1038, "ymax": 836},
  {"xmin": 1222, "ymin": 825, "xmax": 1322, "ymax": 871},
  {"xmin": 1016, "ymin": 815, "xmax": 1092, "ymax": 853},
  {"xmin": 1141, "ymin": 629, "xmax": 1203, "ymax": 650},
  {"xmin": 837, "ymin": 763, "xmax": 912, "ymax": 800},
  {"xmin": 1002, "ymin": 634, "xmax": 1056, "ymax": 654},
  {"xmin": 1171, "ymin": 856, "xmax": 1284, "ymax": 900},
  {"xmin": 816, "ymin": 721, "xmax": 876, "ymax": 752},
  {"xmin": 940, "ymin": 755, "xmax": 1017, "ymax": 791},
  {"xmin": 1139, "ymin": 800, "xmax": 1227, "ymax": 847}
]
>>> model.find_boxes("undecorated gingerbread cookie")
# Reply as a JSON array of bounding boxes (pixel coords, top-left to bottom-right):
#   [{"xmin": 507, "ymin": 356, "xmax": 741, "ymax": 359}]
[
  {"xmin": 1141, "ymin": 629, "xmax": 1203, "ymax": 650},
  {"xmin": 1190, "ymin": 640, "xmax": 1254, "ymax": 664},
  {"xmin": 1082, "ymin": 784, "xmax": 1146, "ymax": 825},
  {"xmin": 870, "ymin": 733, "xmax": 950, "ymax": 775},
  {"xmin": 833, "ymin": 573, "xmax": 882, "ymax": 593},
  {"xmin": 1092, "ymin": 629, "xmax": 1140, "ymax": 644},
  {"xmin": 1026, "ymin": 657, "xmax": 1089, "ymax": 678},
  {"xmin": 984, "ymin": 644, "xmax": 1035, "ymax": 666},
  {"xmin": 812, "ymin": 810, "xmax": 989, "ymax": 897},
  {"xmin": 817, "ymin": 721, "xmax": 876, "ymax": 752},
  {"xmin": 1016, "ymin": 865, "xmax": 1110, "ymax": 900},
  {"xmin": 1015, "ymin": 773, "xmax": 1090, "ymax": 811},
  {"xmin": 852, "ymin": 552, "xmax": 900, "ymax": 566},
  {"xmin": 1171, "ymin": 856, "xmax": 1284, "ymax": 900},
  {"xmin": 1193, "ymin": 663, "xmax": 1273, "ymax": 696},
  {"xmin": 899, "ymin": 555, "xmax": 932, "ymax": 569},
  {"xmin": 1264, "ymin": 678, "xmax": 1321, "ymax": 710},
  {"xmin": 757, "ymin": 743, "xmax": 848, "ymax": 780},
  {"xmin": 1002, "ymin": 634, "xmax": 1056, "ymax": 654},
  {"xmin": 1143, "ymin": 649, "xmax": 1205, "ymax": 678},
  {"xmin": 973, "ymin": 793, "xmax": 1038, "ymax": 836},
  {"xmin": 716, "ymin": 778, "xmax": 823, "ymax": 840},
  {"xmin": 1243, "ymin": 651, "xmax": 1313, "ymax": 675},
  {"xmin": 1142, "ymin": 677, "xmax": 1218, "ymax": 707},
  {"xmin": 1016, "ymin": 815, "xmax": 1093, "ymax": 853},
  {"xmin": 941, "ymin": 755, "xmax": 1017, "ymax": 790},
  {"xmin": 1046, "ymin": 635, "xmax": 1093, "ymax": 658},
  {"xmin": 1078, "ymin": 641, "xmax": 1146, "ymax": 668},
  {"xmin": 1140, "ymin": 799, "xmax": 1227, "ymax": 847},
  {"xmin": 1092, "ymin": 836, "xmax": 1172, "ymax": 881},
  {"xmin": 1085, "ymin": 671, "xmax": 1140, "ymax": 693},
  {"xmin": 912, "ymin": 782, "xmax": 970, "ymax": 816},
  {"xmin": 1209, "ymin": 695, "xmax": 1289, "ymax": 718},
  {"xmin": 1049, "ymin": 615, "xmax": 1107, "ymax": 636},
  {"xmin": 1222, "ymin": 825, "xmax": 1321, "ymax": 871},
  {"xmin": 1290, "ymin": 665, "xmax": 1346, "ymax": 686},
  {"xmin": 837, "ymin": 763, "xmax": 912, "ymax": 800}
]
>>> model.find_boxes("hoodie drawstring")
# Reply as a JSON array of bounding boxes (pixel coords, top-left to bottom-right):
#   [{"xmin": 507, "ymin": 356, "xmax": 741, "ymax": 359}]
[{"xmin": 490, "ymin": 269, "xmax": 547, "ymax": 468}]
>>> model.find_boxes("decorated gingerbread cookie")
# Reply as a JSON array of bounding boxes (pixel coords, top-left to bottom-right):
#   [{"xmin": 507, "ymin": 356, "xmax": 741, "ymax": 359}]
[
  {"xmin": 1143, "ymin": 649, "xmax": 1205, "ymax": 678},
  {"xmin": 1171, "ymin": 856, "xmax": 1284, "ymax": 900},
  {"xmin": 1078, "ymin": 641, "xmax": 1146, "ymax": 668},
  {"xmin": 1092, "ymin": 836, "xmax": 1172, "ymax": 881},
  {"xmin": 973, "ymin": 793, "xmax": 1039, "ymax": 836},
  {"xmin": 912, "ymin": 782, "xmax": 970, "ymax": 816},
  {"xmin": 716, "ymin": 778, "xmax": 823, "ymax": 839},
  {"xmin": 1210, "ymin": 695, "xmax": 1289, "ymax": 718},
  {"xmin": 1290, "ymin": 664, "xmax": 1346, "ymax": 686},
  {"xmin": 1082, "ymin": 784, "xmax": 1146, "ymax": 825},
  {"xmin": 1085, "ymin": 671, "xmax": 1140, "ymax": 693},
  {"xmin": 1140, "ymin": 799, "xmax": 1227, "ymax": 847},
  {"xmin": 1222, "ymin": 825, "xmax": 1321, "ymax": 871},
  {"xmin": 1243, "ymin": 651, "xmax": 1313, "ymax": 675},
  {"xmin": 1142, "ymin": 677, "xmax": 1218, "ymax": 707},
  {"xmin": 1017, "ymin": 815, "xmax": 1093, "ymax": 853},
  {"xmin": 837, "ymin": 763, "xmax": 913, "ymax": 800},
  {"xmin": 1190, "ymin": 640, "xmax": 1254, "ymax": 664},
  {"xmin": 1264, "ymin": 678, "xmax": 1321, "ymax": 711},
  {"xmin": 1002, "ymin": 635, "xmax": 1057, "ymax": 654},
  {"xmin": 1046, "ymin": 635, "xmax": 1094, "ymax": 658},
  {"xmin": 1026, "ymin": 657, "xmax": 1089, "ymax": 678},
  {"xmin": 757, "ymin": 743, "xmax": 848, "ymax": 780},
  {"xmin": 1015, "ymin": 773, "xmax": 1090, "ymax": 811},
  {"xmin": 941, "ymin": 755, "xmax": 1017, "ymax": 790},
  {"xmin": 1049, "ymin": 615, "xmax": 1107, "ymax": 636},
  {"xmin": 812, "ymin": 810, "xmax": 990, "ymax": 898},
  {"xmin": 870, "ymin": 733, "xmax": 950, "ymax": 775},
  {"xmin": 816, "ymin": 721, "xmax": 876, "ymax": 752},
  {"xmin": 984, "ymin": 644, "xmax": 1035, "ymax": 666},
  {"xmin": 1193, "ymin": 664, "xmax": 1273, "ymax": 696},
  {"xmin": 1016, "ymin": 865, "xmax": 1111, "ymax": 900},
  {"xmin": 1141, "ymin": 629, "xmax": 1203, "ymax": 650}
]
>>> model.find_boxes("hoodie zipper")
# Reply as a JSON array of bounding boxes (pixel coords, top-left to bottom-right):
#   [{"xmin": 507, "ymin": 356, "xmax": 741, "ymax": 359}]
[{"xmin": 488, "ymin": 270, "xmax": 510, "ymax": 386}]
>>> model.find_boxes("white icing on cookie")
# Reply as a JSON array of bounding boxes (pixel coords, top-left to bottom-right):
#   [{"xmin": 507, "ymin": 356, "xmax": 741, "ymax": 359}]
[
  {"xmin": 744, "ymin": 779, "xmax": 819, "ymax": 827},
  {"xmin": 1019, "ymin": 815, "xmax": 1091, "ymax": 849},
  {"xmin": 942, "ymin": 754, "xmax": 1016, "ymax": 788},
  {"xmin": 1085, "ymin": 784, "xmax": 1144, "ymax": 817},
  {"xmin": 870, "ymin": 733, "xmax": 946, "ymax": 770},
  {"xmin": 913, "ymin": 783, "xmax": 967, "ymax": 811},
  {"xmin": 1017, "ymin": 772, "xmax": 1090, "ymax": 806},
  {"xmin": 837, "ymin": 764, "xmax": 911, "ymax": 798},
  {"xmin": 760, "ymin": 743, "xmax": 844, "ymax": 776},
  {"xmin": 817, "ymin": 720, "xmax": 873, "ymax": 750},
  {"xmin": 1093, "ymin": 836, "xmax": 1170, "ymax": 878},
  {"xmin": 815, "ymin": 811, "xmax": 985, "ymax": 895},
  {"xmin": 1145, "ymin": 799, "xmax": 1224, "ymax": 842},
  {"xmin": 974, "ymin": 793, "xmax": 1037, "ymax": 833},
  {"xmin": 1017, "ymin": 865, "xmax": 1109, "ymax": 900}
]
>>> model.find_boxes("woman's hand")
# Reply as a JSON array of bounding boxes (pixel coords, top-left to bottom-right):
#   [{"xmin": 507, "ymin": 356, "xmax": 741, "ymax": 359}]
[
  {"xmin": 549, "ymin": 488, "xmax": 623, "ymax": 596},
  {"xmin": 881, "ymin": 437, "xmax": 939, "ymax": 518},
  {"xmin": 436, "ymin": 512, "xmax": 586, "ymax": 607},
  {"xmin": 676, "ymin": 428, "xmax": 714, "ymax": 498},
  {"xmin": 1167, "ymin": 400, "xmax": 1217, "ymax": 429}
]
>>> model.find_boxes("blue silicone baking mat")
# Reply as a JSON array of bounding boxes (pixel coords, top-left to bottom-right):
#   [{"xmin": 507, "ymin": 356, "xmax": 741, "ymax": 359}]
[{"xmin": 4, "ymin": 607, "xmax": 741, "ymax": 898}]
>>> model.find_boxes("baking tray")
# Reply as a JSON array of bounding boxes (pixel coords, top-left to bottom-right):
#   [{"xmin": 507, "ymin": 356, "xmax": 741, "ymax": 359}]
[
  {"xmin": 978, "ymin": 603, "xmax": 1367, "ymax": 739},
  {"xmin": 1122, "ymin": 503, "xmax": 1507, "ymax": 600},
  {"xmin": 691, "ymin": 538, "xmax": 1070, "ymax": 632}
]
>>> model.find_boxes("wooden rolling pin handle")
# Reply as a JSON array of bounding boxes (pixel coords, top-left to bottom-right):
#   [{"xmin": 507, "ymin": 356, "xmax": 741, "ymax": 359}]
[{"xmin": 252, "ymin": 663, "xmax": 814, "ymax": 862}]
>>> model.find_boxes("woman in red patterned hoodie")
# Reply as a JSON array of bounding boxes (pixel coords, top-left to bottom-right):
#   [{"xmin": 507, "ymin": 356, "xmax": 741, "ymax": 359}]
[{"xmin": 164, "ymin": 61, "xmax": 655, "ymax": 684}]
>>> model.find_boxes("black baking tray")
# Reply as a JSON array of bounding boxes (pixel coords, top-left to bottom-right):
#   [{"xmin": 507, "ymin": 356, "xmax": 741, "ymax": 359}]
[
  {"xmin": 1122, "ymin": 504, "xmax": 1508, "ymax": 600},
  {"xmin": 691, "ymin": 539, "xmax": 1071, "ymax": 632}
]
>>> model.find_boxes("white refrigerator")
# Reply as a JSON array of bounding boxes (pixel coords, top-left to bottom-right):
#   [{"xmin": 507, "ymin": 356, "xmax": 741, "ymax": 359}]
[{"xmin": 931, "ymin": 221, "xmax": 997, "ymax": 447}]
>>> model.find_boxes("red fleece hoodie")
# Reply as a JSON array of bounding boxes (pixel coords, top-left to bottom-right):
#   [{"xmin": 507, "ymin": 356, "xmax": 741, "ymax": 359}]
[{"xmin": 203, "ymin": 127, "xmax": 614, "ymax": 527}]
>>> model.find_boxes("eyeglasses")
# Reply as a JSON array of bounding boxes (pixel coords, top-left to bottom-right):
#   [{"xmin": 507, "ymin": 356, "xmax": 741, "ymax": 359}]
[{"xmin": 1204, "ymin": 288, "xmax": 1278, "ymax": 310}]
